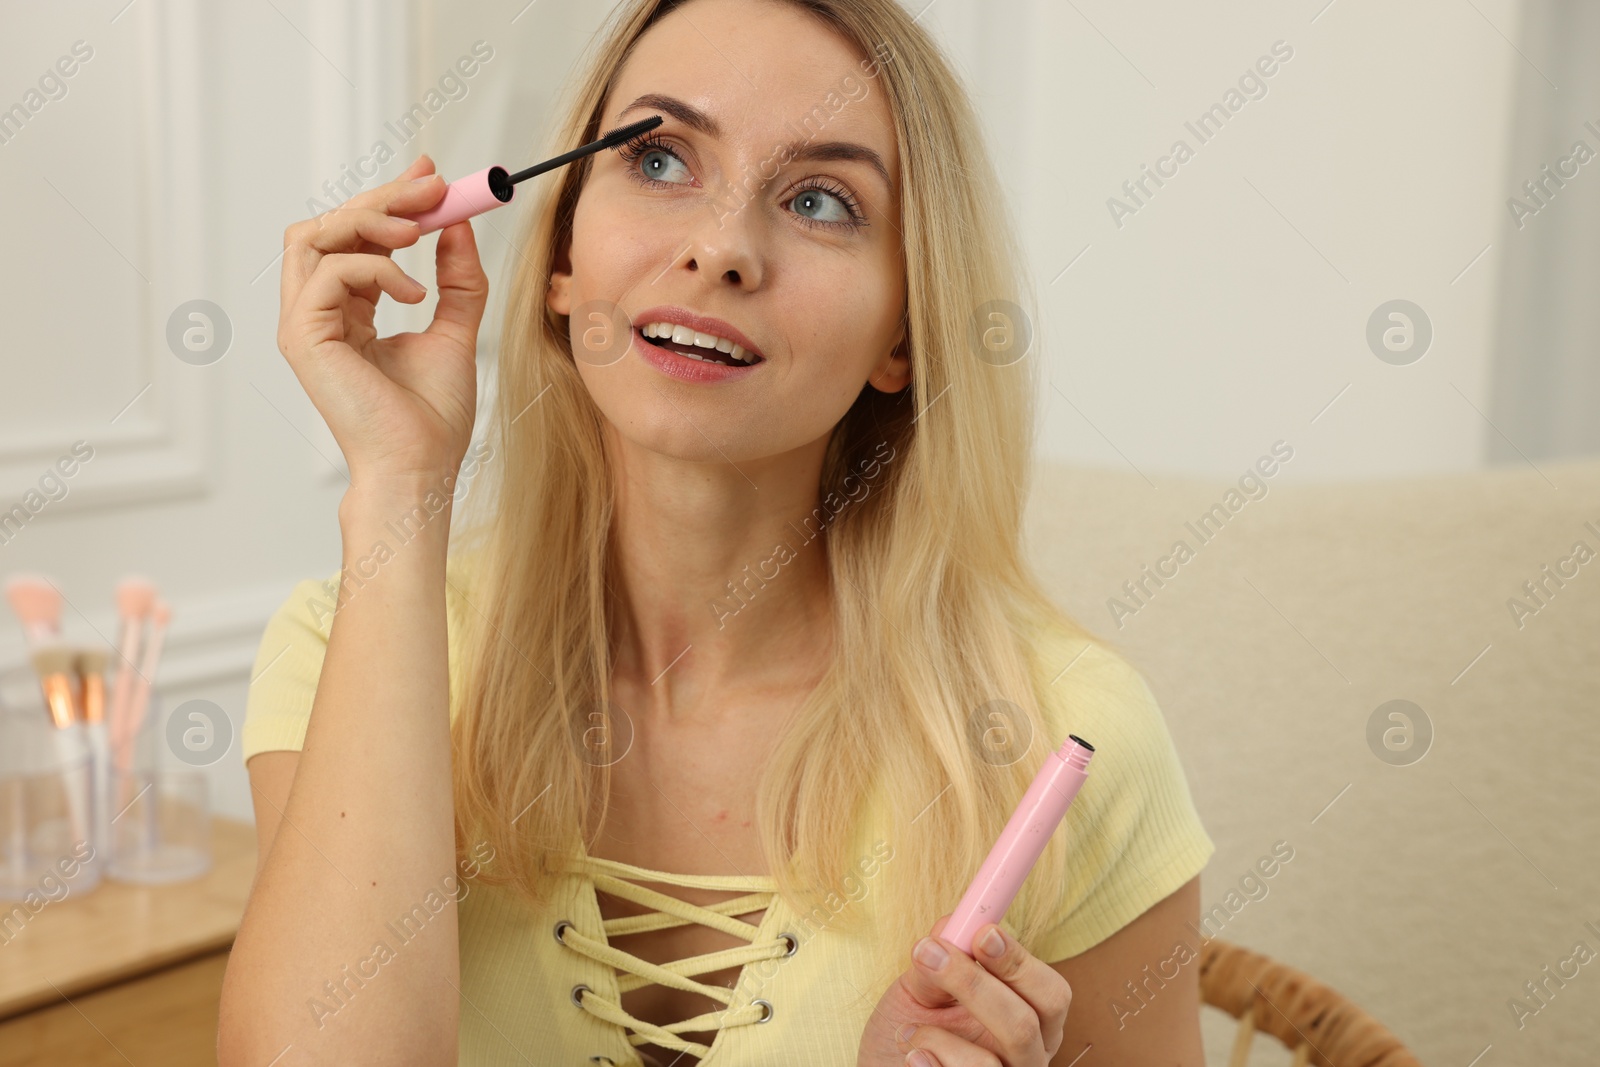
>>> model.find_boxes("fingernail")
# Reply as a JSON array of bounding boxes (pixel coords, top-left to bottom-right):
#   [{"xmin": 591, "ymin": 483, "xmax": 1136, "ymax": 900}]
[
  {"xmin": 907, "ymin": 1051, "xmax": 934, "ymax": 1067},
  {"xmin": 979, "ymin": 926, "xmax": 1005, "ymax": 957},
  {"xmin": 913, "ymin": 937, "xmax": 947, "ymax": 971},
  {"xmin": 895, "ymin": 1023, "xmax": 918, "ymax": 1043},
  {"xmin": 398, "ymin": 217, "xmax": 421, "ymax": 228},
  {"xmin": 412, "ymin": 174, "xmax": 436, "ymax": 183},
  {"xmin": 404, "ymin": 272, "xmax": 427, "ymax": 292}
]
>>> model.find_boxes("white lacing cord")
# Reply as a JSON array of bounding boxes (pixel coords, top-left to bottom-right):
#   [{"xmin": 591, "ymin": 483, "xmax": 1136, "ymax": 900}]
[{"xmin": 556, "ymin": 915, "xmax": 800, "ymax": 1062}]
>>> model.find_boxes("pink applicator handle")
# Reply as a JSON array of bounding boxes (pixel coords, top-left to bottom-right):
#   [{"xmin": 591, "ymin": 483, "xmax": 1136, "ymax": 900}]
[
  {"xmin": 401, "ymin": 165, "xmax": 515, "ymax": 235},
  {"xmin": 943, "ymin": 735, "xmax": 1095, "ymax": 955}
]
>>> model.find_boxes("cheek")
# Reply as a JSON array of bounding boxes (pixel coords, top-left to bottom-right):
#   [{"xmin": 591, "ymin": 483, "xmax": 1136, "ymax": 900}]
[
  {"xmin": 787, "ymin": 268, "xmax": 898, "ymax": 382},
  {"xmin": 571, "ymin": 181, "xmax": 688, "ymax": 296},
  {"xmin": 570, "ymin": 217, "xmax": 642, "ymax": 301}
]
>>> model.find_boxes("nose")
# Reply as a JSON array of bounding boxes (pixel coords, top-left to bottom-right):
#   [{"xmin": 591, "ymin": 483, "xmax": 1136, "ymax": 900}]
[{"xmin": 671, "ymin": 182, "xmax": 765, "ymax": 290}]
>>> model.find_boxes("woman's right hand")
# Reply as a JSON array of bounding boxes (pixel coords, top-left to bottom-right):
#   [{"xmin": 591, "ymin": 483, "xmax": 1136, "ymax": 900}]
[{"xmin": 276, "ymin": 153, "xmax": 489, "ymax": 490}]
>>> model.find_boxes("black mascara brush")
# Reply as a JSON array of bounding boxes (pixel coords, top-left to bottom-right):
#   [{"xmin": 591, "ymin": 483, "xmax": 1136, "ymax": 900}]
[{"xmin": 401, "ymin": 115, "xmax": 663, "ymax": 234}]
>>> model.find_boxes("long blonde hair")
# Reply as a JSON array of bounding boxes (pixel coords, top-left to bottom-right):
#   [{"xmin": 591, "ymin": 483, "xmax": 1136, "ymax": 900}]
[{"xmin": 450, "ymin": 0, "xmax": 1100, "ymax": 998}]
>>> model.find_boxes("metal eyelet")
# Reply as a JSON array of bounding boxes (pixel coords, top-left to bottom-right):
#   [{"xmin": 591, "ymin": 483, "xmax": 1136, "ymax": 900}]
[
  {"xmin": 777, "ymin": 931, "xmax": 798, "ymax": 957},
  {"xmin": 554, "ymin": 919, "xmax": 573, "ymax": 944},
  {"xmin": 752, "ymin": 998, "xmax": 774, "ymax": 1023},
  {"xmin": 571, "ymin": 983, "xmax": 591, "ymax": 1007}
]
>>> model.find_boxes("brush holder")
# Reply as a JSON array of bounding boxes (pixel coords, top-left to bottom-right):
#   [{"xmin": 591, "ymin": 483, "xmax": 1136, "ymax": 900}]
[
  {"xmin": 0, "ymin": 663, "xmax": 103, "ymax": 903},
  {"xmin": 106, "ymin": 767, "xmax": 210, "ymax": 885},
  {"xmin": 105, "ymin": 686, "xmax": 211, "ymax": 885}
]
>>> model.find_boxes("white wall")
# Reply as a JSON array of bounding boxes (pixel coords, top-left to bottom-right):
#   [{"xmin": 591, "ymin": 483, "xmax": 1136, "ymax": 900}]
[{"xmin": 953, "ymin": 0, "xmax": 1524, "ymax": 483}]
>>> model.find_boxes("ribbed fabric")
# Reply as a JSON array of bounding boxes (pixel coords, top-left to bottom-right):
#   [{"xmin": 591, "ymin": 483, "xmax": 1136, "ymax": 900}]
[{"xmin": 241, "ymin": 556, "xmax": 1215, "ymax": 1066}]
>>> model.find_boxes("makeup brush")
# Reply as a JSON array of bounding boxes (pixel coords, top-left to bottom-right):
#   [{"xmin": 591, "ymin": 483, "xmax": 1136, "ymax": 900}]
[
  {"xmin": 109, "ymin": 577, "xmax": 157, "ymax": 762},
  {"xmin": 33, "ymin": 646, "xmax": 77, "ymax": 730},
  {"xmin": 115, "ymin": 599, "xmax": 170, "ymax": 774},
  {"xmin": 400, "ymin": 115, "xmax": 663, "ymax": 235},
  {"xmin": 75, "ymin": 646, "xmax": 107, "ymax": 726},
  {"xmin": 75, "ymin": 646, "xmax": 111, "ymax": 857},
  {"xmin": 5, "ymin": 574, "xmax": 62, "ymax": 648},
  {"xmin": 5, "ymin": 580, "xmax": 77, "ymax": 726},
  {"xmin": 6, "ymin": 576, "xmax": 90, "ymax": 851},
  {"xmin": 32, "ymin": 644, "xmax": 90, "ymax": 850}
]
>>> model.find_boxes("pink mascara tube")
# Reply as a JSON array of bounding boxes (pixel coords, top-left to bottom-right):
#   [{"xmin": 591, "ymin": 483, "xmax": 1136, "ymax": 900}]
[
  {"xmin": 942, "ymin": 734, "xmax": 1095, "ymax": 955},
  {"xmin": 399, "ymin": 115, "xmax": 663, "ymax": 234}
]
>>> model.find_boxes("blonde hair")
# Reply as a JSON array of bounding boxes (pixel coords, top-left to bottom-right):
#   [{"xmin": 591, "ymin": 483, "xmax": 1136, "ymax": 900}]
[{"xmin": 450, "ymin": 0, "xmax": 1102, "ymax": 999}]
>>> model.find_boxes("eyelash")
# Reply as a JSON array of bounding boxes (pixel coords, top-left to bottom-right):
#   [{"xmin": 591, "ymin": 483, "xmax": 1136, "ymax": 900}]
[{"xmin": 616, "ymin": 133, "xmax": 870, "ymax": 232}]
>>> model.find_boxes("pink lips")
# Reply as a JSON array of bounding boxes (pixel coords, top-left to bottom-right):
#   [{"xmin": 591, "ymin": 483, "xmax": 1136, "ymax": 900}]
[
  {"xmin": 631, "ymin": 306, "xmax": 765, "ymax": 360},
  {"xmin": 632, "ymin": 328, "xmax": 762, "ymax": 382},
  {"xmin": 629, "ymin": 304, "xmax": 766, "ymax": 383}
]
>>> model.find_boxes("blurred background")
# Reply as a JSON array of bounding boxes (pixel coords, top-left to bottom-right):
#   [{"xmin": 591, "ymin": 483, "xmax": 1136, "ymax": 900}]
[{"xmin": 2, "ymin": 0, "xmax": 1597, "ymax": 1064}]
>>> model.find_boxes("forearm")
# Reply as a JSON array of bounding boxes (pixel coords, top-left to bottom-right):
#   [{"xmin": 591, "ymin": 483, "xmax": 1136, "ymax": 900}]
[{"xmin": 221, "ymin": 483, "xmax": 459, "ymax": 1065}]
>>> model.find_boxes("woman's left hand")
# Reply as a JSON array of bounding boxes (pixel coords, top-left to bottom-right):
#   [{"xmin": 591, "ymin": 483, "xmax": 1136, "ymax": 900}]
[{"xmin": 856, "ymin": 913, "xmax": 1071, "ymax": 1066}]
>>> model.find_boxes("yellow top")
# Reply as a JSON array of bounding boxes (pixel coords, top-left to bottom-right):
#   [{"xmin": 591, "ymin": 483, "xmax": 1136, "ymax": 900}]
[{"xmin": 242, "ymin": 556, "xmax": 1215, "ymax": 1066}]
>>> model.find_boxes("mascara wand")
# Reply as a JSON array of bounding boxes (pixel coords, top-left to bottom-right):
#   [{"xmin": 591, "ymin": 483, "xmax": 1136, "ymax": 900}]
[{"xmin": 401, "ymin": 115, "xmax": 664, "ymax": 235}]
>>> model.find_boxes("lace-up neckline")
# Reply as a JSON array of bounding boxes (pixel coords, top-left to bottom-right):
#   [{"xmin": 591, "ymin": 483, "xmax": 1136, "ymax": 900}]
[{"xmin": 554, "ymin": 850, "xmax": 797, "ymax": 1062}]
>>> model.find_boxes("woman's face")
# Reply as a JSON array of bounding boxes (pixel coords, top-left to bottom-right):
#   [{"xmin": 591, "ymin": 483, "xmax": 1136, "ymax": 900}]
[{"xmin": 546, "ymin": 0, "xmax": 908, "ymax": 468}]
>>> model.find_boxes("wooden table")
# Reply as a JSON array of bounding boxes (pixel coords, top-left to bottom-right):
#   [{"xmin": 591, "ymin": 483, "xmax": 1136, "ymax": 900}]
[{"xmin": 0, "ymin": 816, "xmax": 256, "ymax": 1066}]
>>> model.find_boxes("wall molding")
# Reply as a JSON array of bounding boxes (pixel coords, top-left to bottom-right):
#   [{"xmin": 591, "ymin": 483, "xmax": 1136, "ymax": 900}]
[{"xmin": 0, "ymin": 0, "xmax": 215, "ymax": 519}]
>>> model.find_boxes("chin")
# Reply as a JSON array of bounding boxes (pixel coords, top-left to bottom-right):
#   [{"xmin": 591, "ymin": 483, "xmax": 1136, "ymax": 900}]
[{"xmin": 598, "ymin": 406, "xmax": 756, "ymax": 466}]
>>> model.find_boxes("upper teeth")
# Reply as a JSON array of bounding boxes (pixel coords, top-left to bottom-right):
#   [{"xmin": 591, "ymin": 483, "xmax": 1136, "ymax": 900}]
[{"xmin": 641, "ymin": 322, "xmax": 757, "ymax": 363}]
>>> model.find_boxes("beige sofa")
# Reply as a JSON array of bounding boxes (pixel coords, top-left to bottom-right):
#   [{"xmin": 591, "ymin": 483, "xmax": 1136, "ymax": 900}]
[{"xmin": 1022, "ymin": 456, "xmax": 1600, "ymax": 1065}]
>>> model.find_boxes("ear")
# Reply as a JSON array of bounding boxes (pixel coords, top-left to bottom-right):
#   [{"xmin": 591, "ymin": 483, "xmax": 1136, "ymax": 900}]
[
  {"xmin": 546, "ymin": 247, "xmax": 573, "ymax": 317},
  {"xmin": 867, "ymin": 321, "xmax": 910, "ymax": 395}
]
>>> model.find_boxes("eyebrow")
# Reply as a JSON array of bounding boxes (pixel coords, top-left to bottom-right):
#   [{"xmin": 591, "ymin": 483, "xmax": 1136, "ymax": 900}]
[{"xmin": 614, "ymin": 93, "xmax": 893, "ymax": 190}]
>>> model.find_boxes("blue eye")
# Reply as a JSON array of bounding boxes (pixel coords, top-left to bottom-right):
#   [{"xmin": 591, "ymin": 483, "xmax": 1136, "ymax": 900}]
[
  {"xmin": 788, "ymin": 186, "xmax": 858, "ymax": 228},
  {"xmin": 615, "ymin": 133, "xmax": 869, "ymax": 232},
  {"xmin": 616, "ymin": 134, "xmax": 693, "ymax": 186},
  {"xmin": 625, "ymin": 139, "xmax": 692, "ymax": 185}
]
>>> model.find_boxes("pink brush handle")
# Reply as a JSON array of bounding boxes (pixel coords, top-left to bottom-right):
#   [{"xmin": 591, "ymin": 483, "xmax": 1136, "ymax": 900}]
[
  {"xmin": 943, "ymin": 736, "xmax": 1095, "ymax": 955},
  {"xmin": 402, "ymin": 165, "xmax": 514, "ymax": 235},
  {"xmin": 109, "ymin": 617, "xmax": 143, "ymax": 753}
]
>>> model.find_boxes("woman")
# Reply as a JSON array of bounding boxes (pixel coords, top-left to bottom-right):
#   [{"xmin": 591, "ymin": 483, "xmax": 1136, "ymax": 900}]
[{"xmin": 218, "ymin": 0, "xmax": 1215, "ymax": 1064}]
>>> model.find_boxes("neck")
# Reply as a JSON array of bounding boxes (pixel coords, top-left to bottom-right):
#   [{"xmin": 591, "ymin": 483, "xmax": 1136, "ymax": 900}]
[{"xmin": 603, "ymin": 422, "xmax": 836, "ymax": 713}]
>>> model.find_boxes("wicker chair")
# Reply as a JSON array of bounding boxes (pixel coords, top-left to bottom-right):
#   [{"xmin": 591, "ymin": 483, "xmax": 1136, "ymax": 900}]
[{"xmin": 1199, "ymin": 938, "xmax": 1424, "ymax": 1066}]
